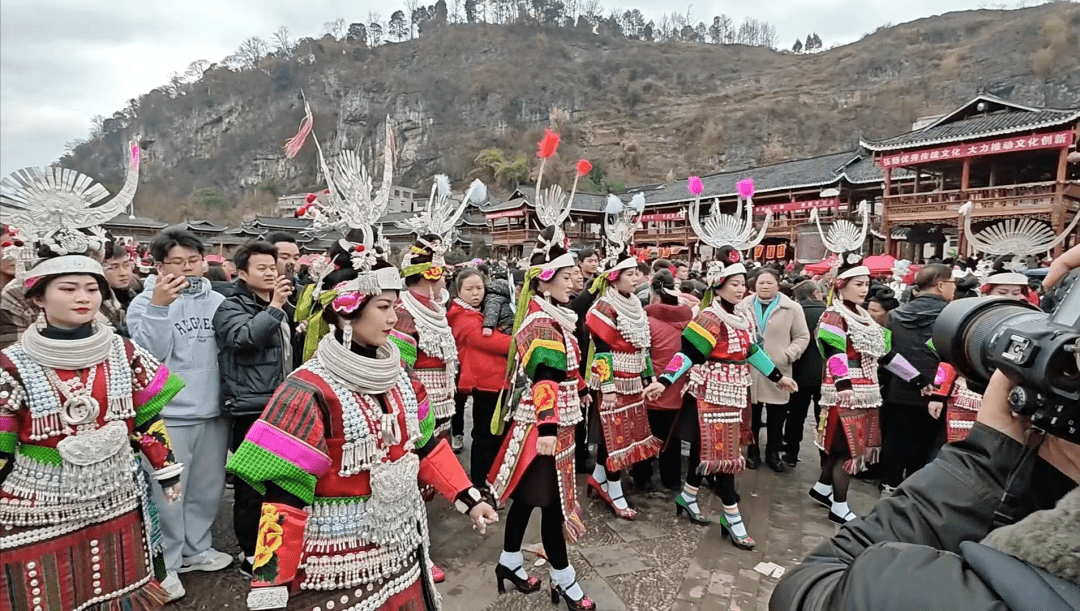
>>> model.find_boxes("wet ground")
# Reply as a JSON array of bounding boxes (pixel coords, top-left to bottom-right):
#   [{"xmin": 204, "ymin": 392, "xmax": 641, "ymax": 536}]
[{"xmin": 169, "ymin": 417, "xmax": 879, "ymax": 611}]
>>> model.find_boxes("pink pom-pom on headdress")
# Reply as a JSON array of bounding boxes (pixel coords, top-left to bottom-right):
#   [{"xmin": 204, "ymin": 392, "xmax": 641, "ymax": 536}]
[
  {"xmin": 736, "ymin": 178, "xmax": 755, "ymax": 199},
  {"xmin": 537, "ymin": 129, "xmax": 561, "ymax": 160},
  {"xmin": 687, "ymin": 176, "xmax": 704, "ymax": 196},
  {"xmin": 538, "ymin": 268, "xmax": 556, "ymax": 282},
  {"xmin": 130, "ymin": 143, "xmax": 140, "ymax": 169},
  {"xmin": 577, "ymin": 159, "xmax": 593, "ymax": 176}
]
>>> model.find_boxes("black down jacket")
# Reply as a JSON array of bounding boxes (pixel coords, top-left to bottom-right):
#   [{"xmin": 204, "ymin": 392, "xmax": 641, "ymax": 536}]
[
  {"xmin": 791, "ymin": 298, "xmax": 826, "ymax": 391},
  {"xmin": 213, "ymin": 280, "xmax": 288, "ymax": 417},
  {"xmin": 770, "ymin": 422, "xmax": 1079, "ymax": 611},
  {"xmin": 883, "ymin": 294, "xmax": 946, "ymax": 406}
]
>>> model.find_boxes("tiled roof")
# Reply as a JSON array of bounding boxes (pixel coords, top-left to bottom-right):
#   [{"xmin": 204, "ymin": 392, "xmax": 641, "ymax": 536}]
[
  {"xmin": 103, "ymin": 214, "xmax": 168, "ymax": 229},
  {"xmin": 861, "ymin": 107, "xmax": 1080, "ymax": 151},
  {"xmin": 637, "ymin": 150, "xmax": 872, "ymax": 206},
  {"xmin": 479, "ymin": 188, "xmax": 610, "ymax": 215}
]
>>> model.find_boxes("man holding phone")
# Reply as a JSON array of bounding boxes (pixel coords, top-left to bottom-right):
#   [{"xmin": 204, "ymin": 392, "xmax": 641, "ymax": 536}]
[{"xmin": 265, "ymin": 232, "xmax": 305, "ymax": 369}]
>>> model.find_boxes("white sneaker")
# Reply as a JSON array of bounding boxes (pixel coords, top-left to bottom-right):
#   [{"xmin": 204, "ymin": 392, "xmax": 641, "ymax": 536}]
[
  {"xmin": 160, "ymin": 571, "xmax": 186, "ymax": 602},
  {"xmin": 451, "ymin": 435, "xmax": 464, "ymax": 454},
  {"xmin": 178, "ymin": 548, "xmax": 234, "ymax": 573}
]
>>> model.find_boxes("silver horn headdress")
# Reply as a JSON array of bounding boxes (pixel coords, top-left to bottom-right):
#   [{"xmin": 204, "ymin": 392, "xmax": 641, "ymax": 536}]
[
  {"xmin": 600, "ymin": 193, "xmax": 644, "ymax": 274},
  {"xmin": 528, "ymin": 131, "xmax": 592, "ymax": 272},
  {"xmin": 687, "ymin": 176, "xmax": 771, "ymax": 254},
  {"xmin": 397, "ymin": 174, "xmax": 487, "ymax": 273},
  {"xmin": 811, "ymin": 199, "xmax": 871, "ymax": 279},
  {"xmin": 958, "ymin": 201, "xmax": 1078, "ymax": 271}
]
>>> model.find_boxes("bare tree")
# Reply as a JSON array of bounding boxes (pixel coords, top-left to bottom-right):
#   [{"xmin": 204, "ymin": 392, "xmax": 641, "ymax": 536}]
[
  {"xmin": 448, "ymin": 0, "xmax": 464, "ymax": 23},
  {"xmin": 272, "ymin": 26, "xmax": 294, "ymax": 58},
  {"xmin": 405, "ymin": 0, "xmax": 421, "ymax": 38},
  {"xmin": 88, "ymin": 114, "xmax": 106, "ymax": 139},
  {"xmin": 322, "ymin": 18, "xmax": 346, "ymax": 38},
  {"xmin": 760, "ymin": 22, "xmax": 778, "ymax": 49},
  {"xmin": 234, "ymin": 36, "xmax": 270, "ymax": 68},
  {"xmin": 183, "ymin": 59, "xmax": 211, "ymax": 82}
]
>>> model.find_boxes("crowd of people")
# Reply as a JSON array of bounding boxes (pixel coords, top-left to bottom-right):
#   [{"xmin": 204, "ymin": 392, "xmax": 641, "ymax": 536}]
[{"xmin": 1, "ymin": 129, "xmax": 1076, "ymax": 611}]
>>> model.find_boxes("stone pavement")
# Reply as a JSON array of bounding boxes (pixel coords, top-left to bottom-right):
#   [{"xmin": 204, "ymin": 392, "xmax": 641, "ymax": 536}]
[{"xmin": 172, "ymin": 418, "xmax": 880, "ymax": 610}]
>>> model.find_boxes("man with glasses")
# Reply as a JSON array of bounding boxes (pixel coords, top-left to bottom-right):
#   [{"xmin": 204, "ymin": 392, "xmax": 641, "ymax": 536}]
[
  {"xmin": 126, "ymin": 229, "xmax": 232, "ymax": 601},
  {"xmin": 878, "ymin": 264, "xmax": 954, "ymax": 496}
]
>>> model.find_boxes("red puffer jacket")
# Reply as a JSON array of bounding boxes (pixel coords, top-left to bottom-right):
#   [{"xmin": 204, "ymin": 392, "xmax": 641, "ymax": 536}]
[
  {"xmin": 645, "ymin": 302, "xmax": 693, "ymax": 410},
  {"xmin": 447, "ymin": 300, "xmax": 512, "ymax": 393}
]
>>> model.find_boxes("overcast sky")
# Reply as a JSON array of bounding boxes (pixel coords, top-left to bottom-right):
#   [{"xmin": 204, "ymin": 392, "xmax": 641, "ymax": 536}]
[{"xmin": 0, "ymin": 0, "xmax": 1020, "ymax": 177}]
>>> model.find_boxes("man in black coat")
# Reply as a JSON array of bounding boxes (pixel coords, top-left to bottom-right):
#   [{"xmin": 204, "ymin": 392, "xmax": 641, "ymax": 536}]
[
  {"xmin": 784, "ymin": 280, "xmax": 828, "ymax": 467},
  {"xmin": 212, "ymin": 240, "xmax": 293, "ymax": 575},
  {"xmin": 878, "ymin": 264, "xmax": 953, "ymax": 493}
]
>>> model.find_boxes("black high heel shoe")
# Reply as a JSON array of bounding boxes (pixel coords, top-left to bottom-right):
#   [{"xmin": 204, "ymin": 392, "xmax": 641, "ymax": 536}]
[
  {"xmin": 495, "ymin": 563, "xmax": 541, "ymax": 594},
  {"xmin": 674, "ymin": 495, "xmax": 710, "ymax": 525},
  {"xmin": 550, "ymin": 581, "xmax": 596, "ymax": 610},
  {"xmin": 719, "ymin": 513, "xmax": 756, "ymax": 550}
]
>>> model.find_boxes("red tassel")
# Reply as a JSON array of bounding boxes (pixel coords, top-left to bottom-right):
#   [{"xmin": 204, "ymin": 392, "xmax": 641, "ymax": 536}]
[
  {"xmin": 576, "ymin": 159, "xmax": 593, "ymax": 176},
  {"xmin": 305, "ymin": 193, "xmax": 317, "ymax": 204},
  {"xmin": 537, "ymin": 129, "xmax": 561, "ymax": 159}
]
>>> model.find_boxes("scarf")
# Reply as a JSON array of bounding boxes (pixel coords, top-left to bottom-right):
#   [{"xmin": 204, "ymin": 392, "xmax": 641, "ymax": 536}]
[
  {"xmin": 453, "ymin": 297, "xmax": 481, "ymax": 313},
  {"xmin": 401, "ymin": 289, "xmax": 459, "ymax": 378},
  {"xmin": 605, "ymin": 289, "xmax": 650, "ymax": 350},
  {"xmin": 708, "ymin": 299, "xmax": 751, "ymax": 331},
  {"xmin": 832, "ymin": 300, "xmax": 887, "ymax": 358},
  {"xmin": 753, "ymin": 295, "xmax": 781, "ymax": 340},
  {"xmin": 315, "ymin": 333, "xmax": 401, "ymax": 395},
  {"xmin": 21, "ymin": 321, "xmax": 115, "ymax": 369},
  {"xmin": 534, "ymin": 295, "xmax": 578, "ymax": 338}
]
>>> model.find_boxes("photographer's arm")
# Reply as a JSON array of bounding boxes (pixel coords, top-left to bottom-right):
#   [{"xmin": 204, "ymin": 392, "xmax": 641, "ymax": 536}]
[
  {"xmin": 1043, "ymin": 244, "xmax": 1080, "ymax": 291},
  {"xmin": 770, "ymin": 373, "xmax": 1054, "ymax": 611}
]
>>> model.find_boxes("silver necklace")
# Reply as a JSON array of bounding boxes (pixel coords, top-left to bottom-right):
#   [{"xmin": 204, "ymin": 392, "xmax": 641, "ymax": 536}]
[{"xmin": 44, "ymin": 365, "xmax": 100, "ymax": 426}]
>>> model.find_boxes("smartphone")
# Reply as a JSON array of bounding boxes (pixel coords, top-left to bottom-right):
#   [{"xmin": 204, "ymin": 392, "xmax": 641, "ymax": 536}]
[{"xmin": 285, "ymin": 263, "xmax": 296, "ymax": 278}]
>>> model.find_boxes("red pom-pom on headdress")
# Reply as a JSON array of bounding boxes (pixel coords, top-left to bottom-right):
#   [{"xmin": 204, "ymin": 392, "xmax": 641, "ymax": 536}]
[
  {"xmin": 576, "ymin": 159, "xmax": 593, "ymax": 176},
  {"xmin": 305, "ymin": 193, "xmax": 318, "ymax": 204},
  {"xmin": 537, "ymin": 129, "xmax": 561, "ymax": 160},
  {"xmin": 728, "ymin": 250, "xmax": 742, "ymax": 263}
]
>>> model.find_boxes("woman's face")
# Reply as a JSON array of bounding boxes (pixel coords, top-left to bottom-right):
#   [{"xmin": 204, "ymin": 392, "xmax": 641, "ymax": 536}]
[
  {"xmin": 580, "ymin": 255, "xmax": 599, "ymax": 276},
  {"xmin": 570, "ymin": 266, "xmax": 584, "ymax": 292},
  {"xmin": 540, "ymin": 268, "xmax": 575, "ymax": 304},
  {"xmin": 988, "ymin": 284, "xmax": 1025, "ymax": 300},
  {"xmin": 866, "ymin": 301, "xmax": 890, "ymax": 326},
  {"xmin": 351, "ymin": 292, "xmax": 399, "ymax": 348},
  {"xmin": 458, "ymin": 274, "xmax": 485, "ymax": 307},
  {"xmin": 33, "ymin": 274, "xmax": 102, "ymax": 330},
  {"xmin": 840, "ymin": 276, "xmax": 871, "ymax": 304},
  {"xmin": 717, "ymin": 274, "xmax": 746, "ymax": 305},
  {"xmin": 755, "ymin": 273, "xmax": 779, "ymax": 300},
  {"xmin": 613, "ymin": 267, "xmax": 640, "ymax": 294}
]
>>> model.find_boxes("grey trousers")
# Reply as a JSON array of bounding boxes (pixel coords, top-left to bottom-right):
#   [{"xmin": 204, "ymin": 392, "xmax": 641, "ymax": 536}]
[{"xmin": 144, "ymin": 416, "xmax": 230, "ymax": 571}]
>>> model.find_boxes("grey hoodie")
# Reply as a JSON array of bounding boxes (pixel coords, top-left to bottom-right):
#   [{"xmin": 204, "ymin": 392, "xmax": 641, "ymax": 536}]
[{"xmin": 127, "ymin": 275, "xmax": 226, "ymax": 424}]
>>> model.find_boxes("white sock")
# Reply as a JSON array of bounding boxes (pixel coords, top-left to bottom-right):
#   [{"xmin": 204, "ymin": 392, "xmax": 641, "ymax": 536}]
[
  {"xmin": 592, "ymin": 464, "xmax": 608, "ymax": 491},
  {"xmin": 607, "ymin": 478, "xmax": 629, "ymax": 510},
  {"xmin": 812, "ymin": 482, "xmax": 833, "ymax": 496},
  {"xmin": 499, "ymin": 550, "xmax": 528, "ymax": 580},
  {"xmin": 831, "ymin": 500, "xmax": 852, "ymax": 518},
  {"xmin": 723, "ymin": 504, "xmax": 748, "ymax": 538},
  {"xmin": 551, "ymin": 565, "xmax": 584, "ymax": 601},
  {"xmin": 679, "ymin": 484, "xmax": 700, "ymax": 513}
]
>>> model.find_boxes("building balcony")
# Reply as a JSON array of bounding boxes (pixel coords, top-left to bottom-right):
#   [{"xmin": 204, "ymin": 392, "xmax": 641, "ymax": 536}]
[
  {"xmin": 489, "ymin": 226, "xmax": 595, "ymax": 247},
  {"xmin": 884, "ymin": 181, "xmax": 1063, "ymax": 224},
  {"xmin": 634, "ymin": 225, "xmax": 696, "ymax": 245}
]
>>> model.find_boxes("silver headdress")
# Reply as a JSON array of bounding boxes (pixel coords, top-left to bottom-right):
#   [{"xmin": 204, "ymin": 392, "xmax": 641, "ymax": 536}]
[
  {"xmin": 958, "ymin": 201, "xmax": 1078, "ymax": 272},
  {"xmin": 397, "ymin": 174, "xmax": 487, "ymax": 271},
  {"xmin": 1, "ymin": 140, "xmax": 140, "ymax": 281},
  {"xmin": 528, "ymin": 131, "xmax": 591, "ymax": 272},
  {"xmin": 811, "ymin": 200, "xmax": 870, "ymax": 279},
  {"xmin": 687, "ymin": 176, "xmax": 771, "ymax": 254},
  {"xmin": 600, "ymin": 193, "xmax": 644, "ymax": 273}
]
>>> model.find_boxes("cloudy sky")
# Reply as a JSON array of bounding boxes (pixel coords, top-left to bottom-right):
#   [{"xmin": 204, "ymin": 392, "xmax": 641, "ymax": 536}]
[{"xmin": 1, "ymin": 0, "xmax": 1019, "ymax": 176}]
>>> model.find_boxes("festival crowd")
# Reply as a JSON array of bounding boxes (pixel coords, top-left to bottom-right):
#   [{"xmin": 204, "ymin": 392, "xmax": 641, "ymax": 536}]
[{"xmin": 1, "ymin": 128, "xmax": 1076, "ymax": 611}]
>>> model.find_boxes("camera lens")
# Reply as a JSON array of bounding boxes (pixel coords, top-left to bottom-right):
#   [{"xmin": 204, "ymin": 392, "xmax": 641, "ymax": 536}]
[{"xmin": 933, "ymin": 298, "xmax": 1042, "ymax": 387}]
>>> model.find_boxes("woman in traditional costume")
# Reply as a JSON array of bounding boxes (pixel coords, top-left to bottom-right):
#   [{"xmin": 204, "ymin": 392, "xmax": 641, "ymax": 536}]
[
  {"xmin": 227, "ymin": 245, "xmax": 497, "ymax": 611},
  {"xmin": 584, "ymin": 194, "xmax": 662, "ymax": 520},
  {"xmin": 648, "ymin": 246, "xmax": 797, "ymax": 550},
  {"xmin": 488, "ymin": 131, "xmax": 595, "ymax": 610}
]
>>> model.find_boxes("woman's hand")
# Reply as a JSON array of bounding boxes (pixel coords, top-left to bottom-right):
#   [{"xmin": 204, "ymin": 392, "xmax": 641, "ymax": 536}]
[
  {"xmin": 163, "ymin": 482, "xmax": 182, "ymax": 503},
  {"xmin": 928, "ymin": 401, "xmax": 944, "ymax": 419},
  {"xmin": 644, "ymin": 381, "xmax": 666, "ymax": 401},
  {"xmin": 536, "ymin": 435, "xmax": 557, "ymax": 456},
  {"xmin": 777, "ymin": 376, "xmax": 798, "ymax": 393},
  {"xmin": 837, "ymin": 389, "xmax": 856, "ymax": 407},
  {"xmin": 469, "ymin": 502, "xmax": 499, "ymax": 534}
]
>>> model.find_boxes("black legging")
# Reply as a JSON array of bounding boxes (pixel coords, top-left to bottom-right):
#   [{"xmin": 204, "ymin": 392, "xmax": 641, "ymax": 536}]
[
  {"xmin": 594, "ymin": 435, "xmax": 622, "ymax": 482},
  {"xmin": 469, "ymin": 390, "xmax": 504, "ymax": 487},
  {"xmin": 502, "ymin": 501, "xmax": 569, "ymax": 570},
  {"xmin": 684, "ymin": 438, "xmax": 739, "ymax": 506},
  {"xmin": 452, "ymin": 392, "xmax": 467, "ymax": 438}
]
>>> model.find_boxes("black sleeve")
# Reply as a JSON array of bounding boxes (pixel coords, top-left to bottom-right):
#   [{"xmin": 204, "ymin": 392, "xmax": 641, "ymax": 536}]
[{"xmin": 265, "ymin": 481, "xmax": 307, "ymax": 509}]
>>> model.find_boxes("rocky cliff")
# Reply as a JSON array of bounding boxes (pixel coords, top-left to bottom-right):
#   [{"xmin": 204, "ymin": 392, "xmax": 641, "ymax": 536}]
[{"xmin": 62, "ymin": 2, "xmax": 1080, "ymax": 222}]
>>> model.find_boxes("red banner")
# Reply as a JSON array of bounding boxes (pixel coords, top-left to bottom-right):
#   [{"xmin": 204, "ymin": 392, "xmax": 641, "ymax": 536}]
[
  {"xmin": 485, "ymin": 209, "xmax": 525, "ymax": 220},
  {"xmin": 755, "ymin": 198, "xmax": 840, "ymax": 214},
  {"xmin": 754, "ymin": 245, "xmax": 764, "ymax": 259},
  {"xmin": 877, "ymin": 130, "xmax": 1074, "ymax": 168},
  {"xmin": 641, "ymin": 212, "xmax": 685, "ymax": 222},
  {"xmin": 765, "ymin": 245, "xmax": 776, "ymax": 259},
  {"xmin": 635, "ymin": 245, "xmax": 686, "ymax": 259},
  {"xmin": 777, "ymin": 244, "xmax": 787, "ymax": 259}
]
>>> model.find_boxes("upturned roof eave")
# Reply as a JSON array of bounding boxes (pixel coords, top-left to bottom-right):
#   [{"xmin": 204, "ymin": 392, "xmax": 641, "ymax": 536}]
[{"xmin": 860, "ymin": 110, "xmax": 1080, "ymax": 152}]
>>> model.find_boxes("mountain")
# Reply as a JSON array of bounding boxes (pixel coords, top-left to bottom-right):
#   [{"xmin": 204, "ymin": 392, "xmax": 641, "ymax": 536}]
[{"xmin": 62, "ymin": 2, "xmax": 1080, "ymax": 223}]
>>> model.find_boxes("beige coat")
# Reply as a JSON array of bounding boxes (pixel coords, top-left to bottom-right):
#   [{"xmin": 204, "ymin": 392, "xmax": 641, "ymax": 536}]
[{"xmin": 736, "ymin": 293, "xmax": 810, "ymax": 405}]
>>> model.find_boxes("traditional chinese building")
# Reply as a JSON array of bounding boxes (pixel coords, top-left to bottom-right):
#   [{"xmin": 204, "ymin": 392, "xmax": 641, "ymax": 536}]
[
  {"xmin": 862, "ymin": 94, "xmax": 1080, "ymax": 260},
  {"xmin": 482, "ymin": 187, "xmax": 608, "ymax": 259}
]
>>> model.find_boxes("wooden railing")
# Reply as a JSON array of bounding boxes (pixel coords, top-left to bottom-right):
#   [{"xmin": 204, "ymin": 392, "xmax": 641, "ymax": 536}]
[
  {"xmin": 634, "ymin": 225, "xmax": 696, "ymax": 245},
  {"xmin": 885, "ymin": 181, "xmax": 1061, "ymax": 222},
  {"xmin": 489, "ymin": 227, "xmax": 595, "ymax": 246}
]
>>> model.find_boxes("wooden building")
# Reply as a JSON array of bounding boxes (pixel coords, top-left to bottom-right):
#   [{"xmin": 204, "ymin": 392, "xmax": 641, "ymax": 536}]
[
  {"xmin": 862, "ymin": 94, "xmax": 1080, "ymax": 260},
  {"xmin": 483, "ymin": 187, "xmax": 609, "ymax": 259}
]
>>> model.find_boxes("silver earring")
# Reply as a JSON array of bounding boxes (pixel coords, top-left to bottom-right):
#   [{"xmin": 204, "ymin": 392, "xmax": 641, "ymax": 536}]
[
  {"xmin": 542, "ymin": 290, "xmax": 551, "ymax": 298},
  {"xmin": 342, "ymin": 322, "xmax": 353, "ymax": 350},
  {"xmin": 35, "ymin": 311, "xmax": 47, "ymax": 332}
]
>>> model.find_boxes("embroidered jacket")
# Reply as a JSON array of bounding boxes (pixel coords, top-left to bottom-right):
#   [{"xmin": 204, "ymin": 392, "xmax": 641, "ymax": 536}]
[
  {"xmin": 658, "ymin": 303, "xmax": 782, "ymax": 389},
  {"xmin": 585, "ymin": 296, "xmax": 654, "ymax": 394}
]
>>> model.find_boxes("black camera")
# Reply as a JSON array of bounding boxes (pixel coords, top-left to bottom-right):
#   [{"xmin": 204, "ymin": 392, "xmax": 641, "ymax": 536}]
[{"xmin": 933, "ymin": 270, "xmax": 1080, "ymax": 443}]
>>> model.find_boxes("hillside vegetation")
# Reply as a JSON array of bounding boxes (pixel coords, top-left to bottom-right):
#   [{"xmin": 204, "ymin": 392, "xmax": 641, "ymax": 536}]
[{"xmin": 62, "ymin": 2, "xmax": 1080, "ymax": 223}]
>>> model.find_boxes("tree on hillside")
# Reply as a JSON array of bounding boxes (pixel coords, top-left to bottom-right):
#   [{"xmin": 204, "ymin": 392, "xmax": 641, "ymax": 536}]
[
  {"xmin": 389, "ymin": 10, "xmax": 408, "ymax": 41},
  {"xmin": 465, "ymin": 0, "xmax": 477, "ymax": 22},
  {"xmin": 792, "ymin": 38, "xmax": 803, "ymax": 53},
  {"xmin": 322, "ymin": 18, "xmax": 347, "ymax": 39},
  {"xmin": 709, "ymin": 15, "xmax": 733, "ymax": 44},
  {"xmin": 234, "ymin": 37, "xmax": 270, "ymax": 68},
  {"xmin": 272, "ymin": 26, "xmax": 294, "ymax": 58},
  {"xmin": 347, "ymin": 23, "xmax": 368, "ymax": 46},
  {"xmin": 183, "ymin": 59, "xmax": 211, "ymax": 82}
]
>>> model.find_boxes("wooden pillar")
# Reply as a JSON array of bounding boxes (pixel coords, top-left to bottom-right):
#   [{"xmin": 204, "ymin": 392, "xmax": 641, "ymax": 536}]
[
  {"xmin": 1053, "ymin": 145, "xmax": 1069, "ymax": 257},
  {"xmin": 884, "ymin": 168, "xmax": 894, "ymax": 255},
  {"xmin": 958, "ymin": 158, "xmax": 972, "ymax": 255},
  {"xmin": 961, "ymin": 158, "xmax": 971, "ymax": 192}
]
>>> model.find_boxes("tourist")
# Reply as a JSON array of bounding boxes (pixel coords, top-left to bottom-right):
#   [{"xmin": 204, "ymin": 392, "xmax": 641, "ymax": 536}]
[
  {"xmin": 646, "ymin": 246, "xmax": 798, "ymax": 549},
  {"xmin": 213, "ymin": 239, "xmax": 293, "ymax": 575},
  {"xmin": 227, "ymin": 248, "xmax": 496, "ymax": 611},
  {"xmin": 785, "ymin": 280, "xmax": 827, "ymax": 466},
  {"xmin": 488, "ymin": 226, "xmax": 594, "ymax": 609},
  {"xmin": 127, "ymin": 228, "xmax": 231, "ymax": 599},
  {"xmin": 877, "ymin": 264, "xmax": 952, "ymax": 495},
  {"xmin": 865, "ymin": 285, "xmax": 900, "ymax": 327},
  {"xmin": 738, "ymin": 267, "xmax": 810, "ymax": 473},
  {"xmin": 447, "ymin": 268, "xmax": 511, "ymax": 492},
  {"xmin": 578, "ymin": 247, "xmax": 600, "ymax": 286}
]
